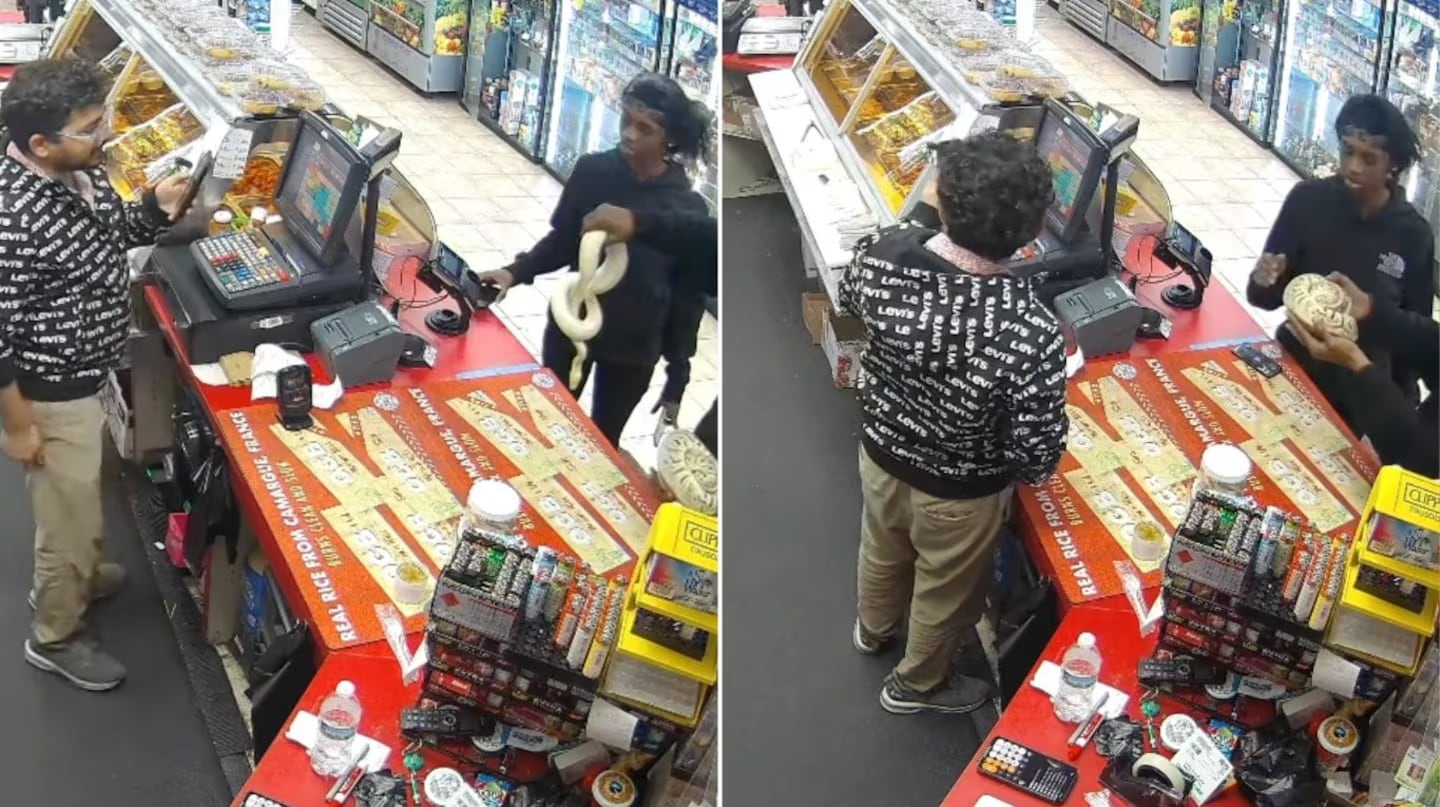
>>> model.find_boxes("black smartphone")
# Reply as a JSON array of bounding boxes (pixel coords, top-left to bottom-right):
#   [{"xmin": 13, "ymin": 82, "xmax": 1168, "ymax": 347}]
[
  {"xmin": 1233, "ymin": 343, "xmax": 1283, "ymax": 378},
  {"xmin": 172, "ymin": 151, "xmax": 212, "ymax": 218}
]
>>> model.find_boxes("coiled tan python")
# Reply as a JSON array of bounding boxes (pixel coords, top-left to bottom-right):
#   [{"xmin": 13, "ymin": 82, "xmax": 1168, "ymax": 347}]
[
  {"xmin": 1284, "ymin": 274, "xmax": 1358, "ymax": 341},
  {"xmin": 550, "ymin": 231, "xmax": 629, "ymax": 389},
  {"xmin": 657, "ymin": 429, "xmax": 718, "ymax": 516}
]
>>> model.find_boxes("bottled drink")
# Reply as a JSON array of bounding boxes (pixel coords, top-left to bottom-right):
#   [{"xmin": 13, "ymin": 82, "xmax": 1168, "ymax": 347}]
[
  {"xmin": 1053, "ymin": 632, "xmax": 1101, "ymax": 723},
  {"xmin": 310, "ymin": 680, "xmax": 362, "ymax": 776}
]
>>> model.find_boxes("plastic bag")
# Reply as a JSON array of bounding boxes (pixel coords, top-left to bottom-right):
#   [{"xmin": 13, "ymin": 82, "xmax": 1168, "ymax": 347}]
[{"xmin": 1233, "ymin": 725, "xmax": 1326, "ymax": 807}]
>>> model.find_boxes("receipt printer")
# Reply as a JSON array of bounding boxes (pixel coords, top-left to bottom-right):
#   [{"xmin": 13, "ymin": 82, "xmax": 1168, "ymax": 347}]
[
  {"xmin": 311, "ymin": 301, "xmax": 405, "ymax": 388},
  {"xmin": 1053, "ymin": 276, "xmax": 1142, "ymax": 358}
]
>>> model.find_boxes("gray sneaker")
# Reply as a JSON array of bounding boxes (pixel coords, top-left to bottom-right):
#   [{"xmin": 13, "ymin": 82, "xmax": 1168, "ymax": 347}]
[
  {"xmin": 24, "ymin": 638, "xmax": 126, "ymax": 692},
  {"xmin": 880, "ymin": 671, "xmax": 991, "ymax": 715},
  {"xmin": 852, "ymin": 618, "xmax": 893, "ymax": 655}
]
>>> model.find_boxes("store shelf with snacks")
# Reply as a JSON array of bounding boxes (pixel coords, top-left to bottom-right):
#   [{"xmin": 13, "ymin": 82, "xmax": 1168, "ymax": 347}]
[
  {"xmin": 460, "ymin": 0, "xmax": 557, "ymax": 160},
  {"xmin": 366, "ymin": 0, "xmax": 469, "ymax": 92},
  {"xmin": 1106, "ymin": 0, "xmax": 1199, "ymax": 82}
]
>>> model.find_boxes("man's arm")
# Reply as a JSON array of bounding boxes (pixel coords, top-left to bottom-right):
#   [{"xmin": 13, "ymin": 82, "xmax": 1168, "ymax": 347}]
[
  {"xmin": 1369, "ymin": 297, "xmax": 1440, "ymax": 372},
  {"xmin": 506, "ymin": 159, "xmax": 594, "ymax": 285},
  {"xmin": 119, "ymin": 191, "xmax": 171, "ymax": 248},
  {"xmin": 0, "ymin": 206, "xmax": 41, "ymax": 464},
  {"xmin": 632, "ymin": 207, "xmax": 717, "ymax": 296},
  {"xmin": 659, "ymin": 292, "xmax": 706, "ymax": 407},
  {"xmin": 1348, "ymin": 363, "xmax": 1438, "ymax": 477},
  {"xmin": 1247, "ymin": 185, "xmax": 1307, "ymax": 310},
  {"xmin": 1399, "ymin": 228, "xmax": 1435, "ymax": 317},
  {"xmin": 1006, "ymin": 331, "xmax": 1069, "ymax": 485}
]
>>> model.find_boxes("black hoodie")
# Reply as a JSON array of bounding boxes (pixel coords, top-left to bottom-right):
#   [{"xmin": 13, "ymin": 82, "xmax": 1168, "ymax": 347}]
[
  {"xmin": 506, "ymin": 149, "xmax": 710, "ymax": 396},
  {"xmin": 1248, "ymin": 177, "xmax": 1435, "ymax": 425}
]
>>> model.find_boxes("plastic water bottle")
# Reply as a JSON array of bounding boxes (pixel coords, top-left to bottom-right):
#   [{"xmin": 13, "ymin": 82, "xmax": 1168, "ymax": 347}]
[
  {"xmin": 310, "ymin": 680, "xmax": 362, "ymax": 776},
  {"xmin": 1053, "ymin": 632, "xmax": 1101, "ymax": 723}
]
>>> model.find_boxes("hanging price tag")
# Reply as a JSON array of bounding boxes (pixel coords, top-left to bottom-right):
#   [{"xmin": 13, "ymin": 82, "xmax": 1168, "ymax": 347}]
[{"xmin": 213, "ymin": 128, "xmax": 255, "ymax": 180}]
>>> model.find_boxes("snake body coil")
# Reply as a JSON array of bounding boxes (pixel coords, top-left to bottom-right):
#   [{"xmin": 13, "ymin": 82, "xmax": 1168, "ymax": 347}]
[{"xmin": 551, "ymin": 231, "xmax": 629, "ymax": 389}]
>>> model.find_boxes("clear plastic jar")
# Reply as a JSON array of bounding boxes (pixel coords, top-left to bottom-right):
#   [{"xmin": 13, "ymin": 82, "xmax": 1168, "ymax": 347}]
[
  {"xmin": 462, "ymin": 479, "xmax": 523, "ymax": 545},
  {"xmin": 1193, "ymin": 443, "xmax": 1252, "ymax": 500},
  {"xmin": 210, "ymin": 210, "xmax": 234, "ymax": 236}
]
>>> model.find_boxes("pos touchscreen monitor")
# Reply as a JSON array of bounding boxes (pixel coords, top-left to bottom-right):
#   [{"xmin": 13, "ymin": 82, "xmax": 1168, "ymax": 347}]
[
  {"xmin": 1033, "ymin": 99, "xmax": 1108, "ymax": 245},
  {"xmin": 273, "ymin": 112, "xmax": 370, "ymax": 266}
]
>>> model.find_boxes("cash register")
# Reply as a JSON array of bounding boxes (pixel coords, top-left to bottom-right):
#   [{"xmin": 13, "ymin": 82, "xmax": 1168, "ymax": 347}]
[
  {"xmin": 192, "ymin": 114, "xmax": 372, "ymax": 311},
  {"xmin": 152, "ymin": 112, "xmax": 403, "ymax": 363},
  {"xmin": 1007, "ymin": 99, "xmax": 1140, "ymax": 295}
]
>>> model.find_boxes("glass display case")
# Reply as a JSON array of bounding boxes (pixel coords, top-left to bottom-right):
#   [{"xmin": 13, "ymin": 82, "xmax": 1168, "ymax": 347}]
[
  {"xmin": 367, "ymin": 0, "xmax": 470, "ymax": 92},
  {"xmin": 793, "ymin": 0, "xmax": 1070, "ymax": 220},
  {"xmin": 660, "ymin": 0, "xmax": 718, "ymax": 205},
  {"xmin": 1274, "ymin": 0, "xmax": 1385, "ymax": 177},
  {"xmin": 1383, "ymin": 0, "xmax": 1440, "ymax": 277},
  {"xmin": 542, "ymin": 0, "xmax": 663, "ymax": 178},
  {"xmin": 47, "ymin": 0, "xmax": 438, "ymax": 276},
  {"xmin": 461, "ymin": 0, "xmax": 557, "ymax": 158},
  {"xmin": 1195, "ymin": 0, "xmax": 1281, "ymax": 141},
  {"xmin": 1107, "ymin": 0, "xmax": 1199, "ymax": 81}
]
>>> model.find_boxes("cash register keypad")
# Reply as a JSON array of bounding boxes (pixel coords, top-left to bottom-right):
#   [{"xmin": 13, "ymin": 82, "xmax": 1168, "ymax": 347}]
[{"xmin": 197, "ymin": 232, "xmax": 292, "ymax": 294}]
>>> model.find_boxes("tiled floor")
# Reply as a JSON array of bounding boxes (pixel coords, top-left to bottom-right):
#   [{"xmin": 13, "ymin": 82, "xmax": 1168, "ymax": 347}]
[
  {"xmin": 1029, "ymin": 7, "xmax": 1297, "ymax": 336},
  {"xmin": 281, "ymin": 15, "xmax": 718, "ymax": 469}
]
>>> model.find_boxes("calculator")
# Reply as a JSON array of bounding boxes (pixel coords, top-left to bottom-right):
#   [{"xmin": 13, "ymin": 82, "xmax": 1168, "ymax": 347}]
[{"xmin": 977, "ymin": 737, "xmax": 1079, "ymax": 804}]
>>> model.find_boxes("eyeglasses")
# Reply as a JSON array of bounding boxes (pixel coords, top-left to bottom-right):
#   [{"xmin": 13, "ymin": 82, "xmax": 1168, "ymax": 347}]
[{"xmin": 55, "ymin": 119, "xmax": 111, "ymax": 147}]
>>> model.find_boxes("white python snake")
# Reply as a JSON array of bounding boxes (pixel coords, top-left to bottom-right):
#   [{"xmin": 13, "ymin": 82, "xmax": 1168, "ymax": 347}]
[
  {"xmin": 657, "ymin": 429, "xmax": 718, "ymax": 516},
  {"xmin": 550, "ymin": 231, "xmax": 629, "ymax": 389}
]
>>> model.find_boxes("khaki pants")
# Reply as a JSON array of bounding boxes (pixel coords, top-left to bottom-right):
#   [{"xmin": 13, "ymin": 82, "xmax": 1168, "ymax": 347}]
[
  {"xmin": 27, "ymin": 397, "xmax": 105, "ymax": 647},
  {"xmin": 856, "ymin": 446, "xmax": 1012, "ymax": 693}
]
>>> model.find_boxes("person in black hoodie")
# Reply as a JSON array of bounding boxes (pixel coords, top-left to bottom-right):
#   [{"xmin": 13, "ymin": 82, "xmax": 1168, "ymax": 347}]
[
  {"xmin": 476, "ymin": 73, "xmax": 712, "ymax": 448},
  {"xmin": 1286, "ymin": 273, "xmax": 1437, "ymax": 478},
  {"xmin": 581, "ymin": 202, "xmax": 718, "ymax": 456},
  {"xmin": 840, "ymin": 131, "xmax": 1068, "ymax": 716},
  {"xmin": 1248, "ymin": 94, "xmax": 1435, "ymax": 432}
]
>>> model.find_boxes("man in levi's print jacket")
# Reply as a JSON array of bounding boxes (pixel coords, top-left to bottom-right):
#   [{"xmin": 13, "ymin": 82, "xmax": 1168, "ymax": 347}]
[
  {"xmin": 839, "ymin": 131, "xmax": 1069, "ymax": 716},
  {"xmin": 0, "ymin": 60, "xmax": 191, "ymax": 692}
]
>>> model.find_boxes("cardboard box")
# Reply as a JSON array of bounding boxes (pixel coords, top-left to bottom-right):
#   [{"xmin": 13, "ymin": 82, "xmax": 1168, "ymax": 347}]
[
  {"xmin": 822, "ymin": 309, "xmax": 866, "ymax": 389},
  {"xmin": 801, "ymin": 292, "xmax": 828, "ymax": 345}
]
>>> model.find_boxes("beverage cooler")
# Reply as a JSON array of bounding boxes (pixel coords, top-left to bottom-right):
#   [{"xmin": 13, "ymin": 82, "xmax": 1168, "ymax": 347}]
[
  {"xmin": 1383, "ymin": 0, "xmax": 1440, "ymax": 277},
  {"xmin": 318, "ymin": 0, "xmax": 370, "ymax": 49},
  {"xmin": 659, "ymin": 0, "xmax": 718, "ymax": 205},
  {"xmin": 1107, "ymin": 0, "xmax": 1200, "ymax": 81},
  {"xmin": 367, "ymin": 0, "xmax": 470, "ymax": 92},
  {"xmin": 1272, "ymin": 0, "xmax": 1387, "ymax": 177},
  {"xmin": 1195, "ymin": 0, "xmax": 1281, "ymax": 142},
  {"xmin": 461, "ymin": 0, "xmax": 557, "ymax": 158},
  {"xmin": 542, "ymin": 0, "xmax": 664, "ymax": 178}
]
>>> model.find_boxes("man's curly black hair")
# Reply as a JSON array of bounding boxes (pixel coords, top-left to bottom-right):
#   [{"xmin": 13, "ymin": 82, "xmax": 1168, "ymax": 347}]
[
  {"xmin": 1335, "ymin": 94, "xmax": 1420, "ymax": 175},
  {"xmin": 1, "ymin": 58, "xmax": 109, "ymax": 156},
  {"xmin": 932, "ymin": 131, "xmax": 1054, "ymax": 262}
]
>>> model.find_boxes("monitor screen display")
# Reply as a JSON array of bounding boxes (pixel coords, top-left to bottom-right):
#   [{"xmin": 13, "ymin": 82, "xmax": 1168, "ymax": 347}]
[
  {"xmin": 277, "ymin": 123, "xmax": 354, "ymax": 256},
  {"xmin": 1035, "ymin": 110, "xmax": 1102, "ymax": 237}
]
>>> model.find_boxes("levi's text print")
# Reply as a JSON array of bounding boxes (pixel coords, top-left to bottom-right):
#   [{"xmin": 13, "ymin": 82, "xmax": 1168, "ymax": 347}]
[
  {"xmin": 0, "ymin": 153, "xmax": 166, "ymax": 401},
  {"xmin": 838, "ymin": 223, "xmax": 1068, "ymax": 499}
]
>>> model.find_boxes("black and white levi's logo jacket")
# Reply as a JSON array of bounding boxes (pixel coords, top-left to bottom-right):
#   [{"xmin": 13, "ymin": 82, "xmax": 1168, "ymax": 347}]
[
  {"xmin": 838, "ymin": 221, "xmax": 1069, "ymax": 498},
  {"xmin": 0, "ymin": 151, "xmax": 167, "ymax": 401}
]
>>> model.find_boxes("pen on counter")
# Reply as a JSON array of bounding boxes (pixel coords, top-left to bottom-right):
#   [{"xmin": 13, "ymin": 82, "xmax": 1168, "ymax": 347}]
[
  {"xmin": 1066, "ymin": 691, "xmax": 1111, "ymax": 761},
  {"xmin": 325, "ymin": 743, "xmax": 368, "ymax": 803}
]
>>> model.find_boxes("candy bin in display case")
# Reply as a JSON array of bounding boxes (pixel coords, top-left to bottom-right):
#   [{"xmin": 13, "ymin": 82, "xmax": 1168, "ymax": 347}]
[{"xmin": 367, "ymin": 0, "xmax": 471, "ymax": 92}]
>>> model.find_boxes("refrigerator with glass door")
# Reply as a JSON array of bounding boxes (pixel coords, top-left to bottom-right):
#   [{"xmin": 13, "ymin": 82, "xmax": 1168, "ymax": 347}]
[
  {"xmin": 659, "ymin": 0, "xmax": 718, "ymax": 204},
  {"xmin": 1382, "ymin": 0, "xmax": 1440, "ymax": 275},
  {"xmin": 1273, "ymin": 0, "xmax": 1387, "ymax": 177},
  {"xmin": 542, "ymin": 0, "xmax": 664, "ymax": 179}
]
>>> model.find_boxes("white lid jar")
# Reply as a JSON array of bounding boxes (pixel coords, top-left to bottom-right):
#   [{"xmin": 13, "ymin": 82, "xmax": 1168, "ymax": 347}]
[
  {"xmin": 1195, "ymin": 443, "xmax": 1252, "ymax": 499},
  {"xmin": 463, "ymin": 479, "xmax": 522, "ymax": 542}
]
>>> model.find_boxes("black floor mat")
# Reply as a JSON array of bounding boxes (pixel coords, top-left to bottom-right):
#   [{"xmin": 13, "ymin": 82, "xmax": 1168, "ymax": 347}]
[
  {"xmin": 722, "ymin": 195, "xmax": 986, "ymax": 805},
  {"xmin": 0, "ymin": 451, "xmax": 234, "ymax": 806}
]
